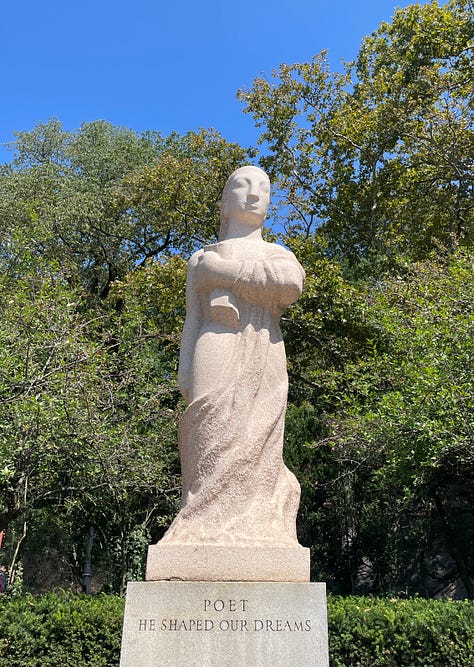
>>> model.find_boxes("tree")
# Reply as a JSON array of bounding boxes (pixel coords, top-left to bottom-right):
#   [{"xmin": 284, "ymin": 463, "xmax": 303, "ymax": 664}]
[
  {"xmin": 1, "ymin": 0, "xmax": 473, "ymax": 597},
  {"xmin": 0, "ymin": 121, "xmax": 250, "ymax": 591},
  {"xmin": 238, "ymin": 0, "xmax": 474, "ymax": 595},
  {"xmin": 239, "ymin": 0, "xmax": 473, "ymax": 269},
  {"xmin": 280, "ymin": 250, "xmax": 474, "ymax": 596},
  {"xmin": 337, "ymin": 251, "xmax": 473, "ymax": 596},
  {"xmin": 0, "ymin": 251, "xmax": 184, "ymax": 591},
  {"xmin": 0, "ymin": 120, "xmax": 249, "ymax": 298}
]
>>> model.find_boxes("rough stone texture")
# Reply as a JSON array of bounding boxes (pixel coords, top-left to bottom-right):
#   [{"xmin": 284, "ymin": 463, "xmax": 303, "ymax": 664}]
[
  {"xmin": 146, "ymin": 544, "xmax": 310, "ymax": 582},
  {"xmin": 120, "ymin": 581, "xmax": 329, "ymax": 667},
  {"xmin": 120, "ymin": 168, "xmax": 328, "ymax": 666},
  {"xmin": 153, "ymin": 166, "xmax": 307, "ymax": 566}
]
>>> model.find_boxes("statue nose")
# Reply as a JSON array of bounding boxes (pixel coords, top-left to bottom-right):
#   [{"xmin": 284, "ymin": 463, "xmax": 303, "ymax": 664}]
[{"xmin": 248, "ymin": 193, "xmax": 259, "ymax": 203}]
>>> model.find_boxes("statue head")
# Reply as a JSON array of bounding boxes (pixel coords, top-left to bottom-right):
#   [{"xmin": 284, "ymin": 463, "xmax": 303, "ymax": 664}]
[{"xmin": 219, "ymin": 166, "xmax": 270, "ymax": 240}]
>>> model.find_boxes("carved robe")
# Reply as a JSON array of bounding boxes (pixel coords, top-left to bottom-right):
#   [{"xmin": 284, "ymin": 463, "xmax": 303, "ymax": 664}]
[{"xmin": 161, "ymin": 242, "xmax": 305, "ymax": 547}]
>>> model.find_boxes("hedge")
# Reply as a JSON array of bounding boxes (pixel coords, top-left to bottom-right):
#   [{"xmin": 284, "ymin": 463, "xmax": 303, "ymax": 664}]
[
  {"xmin": 328, "ymin": 595, "xmax": 474, "ymax": 666},
  {"xmin": 0, "ymin": 593, "xmax": 123, "ymax": 667},
  {"xmin": 0, "ymin": 592, "xmax": 473, "ymax": 666}
]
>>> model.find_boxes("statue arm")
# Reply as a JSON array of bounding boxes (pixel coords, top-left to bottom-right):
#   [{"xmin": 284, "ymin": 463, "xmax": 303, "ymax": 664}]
[
  {"xmin": 233, "ymin": 249, "xmax": 305, "ymax": 311},
  {"xmin": 194, "ymin": 249, "xmax": 242, "ymax": 290},
  {"xmin": 178, "ymin": 252, "xmax": 202, "ymax": 403},
  {"xmin": 269, "ymin": 253, "xmax": 305, "ymax": 308}
]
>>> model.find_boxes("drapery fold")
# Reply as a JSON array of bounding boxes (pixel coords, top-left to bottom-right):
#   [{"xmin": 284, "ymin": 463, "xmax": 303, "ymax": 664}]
[{"xmin": 161, "ymin": 245, "xmax": 304, "ymax": 547}]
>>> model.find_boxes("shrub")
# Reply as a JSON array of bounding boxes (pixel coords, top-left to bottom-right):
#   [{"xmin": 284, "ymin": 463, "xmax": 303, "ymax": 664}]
[
  {"xmin": 0, "ymin": 592, "xmax": 473, "ymax": 666},
  {"xmin": 328, "ymin": 596, "xmax": 474, "ymax": 666},
  {"xmin": 0, "ymin": 592, "xmax": 124, "ymax": 667}
]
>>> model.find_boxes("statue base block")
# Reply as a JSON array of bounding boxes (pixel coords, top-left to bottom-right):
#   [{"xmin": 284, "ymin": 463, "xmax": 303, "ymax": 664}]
[
  {"xmin": 146, "ymin": 544, "xmax": 310, "ymax": 582},
  {"xmin": 120, "ymin": 581, "xmax": 329, "ymax": 667}
]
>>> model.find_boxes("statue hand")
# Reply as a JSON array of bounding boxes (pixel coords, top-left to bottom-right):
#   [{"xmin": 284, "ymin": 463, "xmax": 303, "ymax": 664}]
[{"xmin": 194, "ymin": 247, "xmax": 240, "ymax": 289}]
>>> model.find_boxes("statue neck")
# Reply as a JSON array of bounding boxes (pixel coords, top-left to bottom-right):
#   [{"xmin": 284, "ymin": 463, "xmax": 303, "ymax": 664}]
[{"xmin": 223, "ymin": 219, "xmax": 263, "ymax": 241}]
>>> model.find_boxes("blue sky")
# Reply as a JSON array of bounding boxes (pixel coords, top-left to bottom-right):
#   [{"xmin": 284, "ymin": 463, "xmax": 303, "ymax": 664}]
[{"xmin": 1, "ymin": 1, "xmax": 434, "ymax": 163}]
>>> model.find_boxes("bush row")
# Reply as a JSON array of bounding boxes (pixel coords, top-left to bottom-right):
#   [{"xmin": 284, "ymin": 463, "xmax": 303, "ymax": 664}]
[
  {"xmin": 0, "ymin": 593, "xmax": 123, "ymax": 667},
  {"xmin": 328, "ymin": 595, "xmax": 474, "ymax": 666},
  {"xmin": 0, "ymin": 592, "xmax": 473, "ymax": 666}
]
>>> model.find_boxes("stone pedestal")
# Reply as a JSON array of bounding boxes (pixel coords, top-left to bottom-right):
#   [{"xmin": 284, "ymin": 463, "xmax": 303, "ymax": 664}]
[
  {"xmin": 146, "ymin": 544, "xmax": 310, "ymax": 582},
  {"xmin": 120, "ymin": 581, "xmax": 329, "ymax": 667}
]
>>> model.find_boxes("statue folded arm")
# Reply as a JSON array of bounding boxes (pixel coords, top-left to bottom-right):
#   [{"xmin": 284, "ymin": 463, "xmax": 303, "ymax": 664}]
[
  {"xmin": 233, "ymin": 251, "xmax": 305, "ymax": 313},
  {"xmin": 194, "ymin": 248, "xmax": 242, "ymax": 291}
]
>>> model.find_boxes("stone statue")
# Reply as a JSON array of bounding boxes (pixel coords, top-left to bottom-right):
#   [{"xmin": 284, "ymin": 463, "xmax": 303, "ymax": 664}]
[
  {"xmin": 124, "ymin": 167, "xmax": 321, "ymax": 667},
  {"xmin": 160, "ymin": 165, "xmax": 306, "ymax": 549}
]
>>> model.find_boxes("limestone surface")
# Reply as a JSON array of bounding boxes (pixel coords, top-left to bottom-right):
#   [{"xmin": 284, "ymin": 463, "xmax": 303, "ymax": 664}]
[
  {"xmin": 154, "ymin": 166, "xmax": 307, "ymax": 561},
  {"xmin": 146, "ymin": 544, "xmax": 310, "ymax": 582},
  {"xmin": 120, "ymin": 581, "xmax": 329, "ymax": 667}
]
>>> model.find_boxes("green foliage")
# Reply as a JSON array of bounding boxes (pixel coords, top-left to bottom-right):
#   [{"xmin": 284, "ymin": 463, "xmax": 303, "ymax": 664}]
[
  {"xmin": 336, "ymin": 251, "xmax": 474, "ymax": 595},
  {"xmin": 239, "ymin": 0, "xmax": 474, "ymax": 268},
  {"xmin": 286, "ymin": 250, "xmax": 474, "ymax": 595},
  {"xmin": 0, "ymin": 247, "xmax": 186, "ymax": 588},
  {"xmin": 328, "ymin": 595, "xmax": 474, "ymax": 666},
  {"xmin": 343, "ymin": 252, "xmax": 474, "ymax": 486},
  {"xmin": 0, "ymin": 593, "xmax": 473, "ymax": 666},
  {"xmin": 282, "ymin": 235, "xmax": 377, "ymax": 409},
  {"xmin": 0, "ymin": 593, "xmax": 124, "ymax": 667}
]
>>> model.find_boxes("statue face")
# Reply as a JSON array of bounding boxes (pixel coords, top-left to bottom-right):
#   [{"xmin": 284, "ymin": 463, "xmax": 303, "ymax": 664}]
[{"xmin": 223, "ymin": 167, "xmax": 270, "ymax": 228}]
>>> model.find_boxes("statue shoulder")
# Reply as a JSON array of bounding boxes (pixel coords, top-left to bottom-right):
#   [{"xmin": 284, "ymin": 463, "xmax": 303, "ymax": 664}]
[
  {"xmin": 263, "ymin": 241, "xmax": 305, "ymax": 282},
  {"xmin": 188, "ymin": 248, "xmax": 204, "ymax": 269},
  {"xmin": 263, "ymin": 241, "xmax": 301, "ymax": 263}
]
